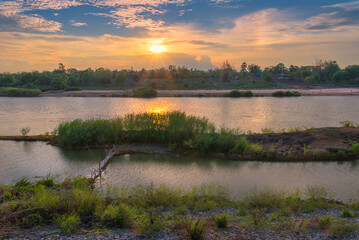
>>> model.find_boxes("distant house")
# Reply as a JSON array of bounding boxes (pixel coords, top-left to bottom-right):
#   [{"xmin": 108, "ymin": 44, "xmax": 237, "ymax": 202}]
[
  {"xmin": 251, "ymin": 72, "xmax": 262, "ymax": 77},
  {"xmin": 278, "ymin": 74, "xmax": 290, "ymax": 79}
]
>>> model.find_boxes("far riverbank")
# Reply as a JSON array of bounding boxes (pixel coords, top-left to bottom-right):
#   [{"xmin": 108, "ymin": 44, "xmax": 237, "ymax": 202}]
[{"xmin": 41, "ymin": 88, "xmax": 359, "ymax": 97}]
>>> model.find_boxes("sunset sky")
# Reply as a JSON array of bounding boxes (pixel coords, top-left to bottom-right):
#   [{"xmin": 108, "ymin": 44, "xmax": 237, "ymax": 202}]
[{"xmin": 0, "ymin": 0, "xmax": 358, "ymax": 72}]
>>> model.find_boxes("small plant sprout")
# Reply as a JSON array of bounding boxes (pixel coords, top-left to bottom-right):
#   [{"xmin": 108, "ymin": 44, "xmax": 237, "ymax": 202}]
[{"xmin": 20, "ymin": 126, "xmax": 30, "ymax": 136}]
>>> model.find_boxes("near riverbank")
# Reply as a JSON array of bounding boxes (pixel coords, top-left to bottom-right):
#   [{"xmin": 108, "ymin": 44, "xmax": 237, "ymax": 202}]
[
  {"xmin": 40, "ymin": 88, "xmax": 359, "ymax": 98},
  {"xmin": 1, "ymin": 177, "xmax": 358, "ymax": 240}
]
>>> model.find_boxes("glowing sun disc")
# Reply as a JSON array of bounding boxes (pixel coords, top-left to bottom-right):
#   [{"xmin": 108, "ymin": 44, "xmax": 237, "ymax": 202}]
[{"xmin": 150, "ymin": 45, "xmax": 166, "ymax": 53}]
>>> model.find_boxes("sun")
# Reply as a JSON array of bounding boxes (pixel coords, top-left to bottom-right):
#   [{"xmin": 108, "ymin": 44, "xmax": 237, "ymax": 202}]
[{"xmin": 150, "ymin": 45, "xmax": 166, "ymax": 53}]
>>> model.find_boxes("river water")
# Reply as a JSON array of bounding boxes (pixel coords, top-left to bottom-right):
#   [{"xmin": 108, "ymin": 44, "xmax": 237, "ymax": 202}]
[{"xmin": 1, "ymin": 96, "xmax": 359, "ymax": 200}]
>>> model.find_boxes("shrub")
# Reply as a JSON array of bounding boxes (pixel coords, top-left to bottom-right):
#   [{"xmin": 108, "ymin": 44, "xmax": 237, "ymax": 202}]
[
  {"xmin": 350, "ymin": 142, "xmax": 359, "ymax": 156},
  {"xmin": 102, "ymin": 204, "xmax": 135, "ymax": 228},
  {"xmin": 137, "ymin": 213, "xmax": 164, "ymax": 236},
  {"xmin": 318, "ymin": 213, "xmax": 333, "ymax": 229},
  {"xmin": 223, "ymin": 90, "xmax": 241, "ymax": 98},
  {"xmin": 133, "ymin": 86, "xmax": 157, "ymax": 98},
  {"xmin": 236, "ymin": 207, "xmax": 247, "ymax": 216},
  {"xmin": 223, "ymin": 90, "xmax": 253, "ymax": 98},
  {"xmin": 0, "ymin": 87, "xmax": 41, "ymax": 97},
  {"xmin": 339, "ymin": 208, "xmax": 355, "ymax": 218},
  {"xmin": 245, "ymin": 189, "xmax": 285, "ymax": 210},
  {"xmin": 215, "ymin": 213, "xmax": 228, "ymax": 228},
  {"xmin": 242, "ymin": 91, "xmax": 253, "ymax": 97},
  {"xmin": 186, "ymin": 218, "xmax": 206, "ymax": 240},
  {"xmin": 21, "ymin": 213, "xmax": 43, "ymax": 228},
  {"xmin": 55, "ymin": 214, "xmax": 80, "ymax": 234},
  {"xmin": 272, "ymin": 91, "xmax": 301, "ymax": 97},
  {"xmin": 328, "ymin": 220, "xmax": 357, "ymax": 238}
]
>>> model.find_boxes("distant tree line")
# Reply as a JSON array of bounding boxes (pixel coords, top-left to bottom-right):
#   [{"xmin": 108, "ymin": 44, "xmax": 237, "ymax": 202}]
[{"xmin": 0, "ymin": 60, "xmax": 358, "ymax": 91}]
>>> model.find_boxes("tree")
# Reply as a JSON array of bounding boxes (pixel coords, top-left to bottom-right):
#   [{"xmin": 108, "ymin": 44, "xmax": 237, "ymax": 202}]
[
  {"xmin": 322, "ymin": 60, "xmax": 340, "ymax": 81},
  {"xmin": 263, "ymin": 71, "xmax": 273, "ymax": 82},
  {"xmin": 51, "ymin": 74, "xmax": 66, "ymax": 90},
  {"xmin": 221, "ymin": 60, "xmax": 233, "ymax": 82},
  {"xmin": 289, "ymin": 65, "xmax": 299, "ymax": 73},
  {"xmin": 332, "ymin": 70, "xmax": 349, "ymax": 84},
  {"xmin": 0, "ymin": 74, "xmax": 14, "ymax": 87},
  {"xmin": 241, "ymin": 62, "xmax": 248, "ymax": 73},
  {"xmin": 273, "ymin": 63, "xmax": 287, "ymax": 75},
  {"xmin": 248, "ymin": 64, "xmax": 262, "ymax": 74}
]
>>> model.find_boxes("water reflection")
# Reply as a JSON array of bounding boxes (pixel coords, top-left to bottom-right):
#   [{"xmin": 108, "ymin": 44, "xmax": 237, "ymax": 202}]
[
  {"xmin": 1, "ymin": 141, "xmax": 359, "ymax": 201},
  {"xmin": 1, "ymin": 96, "xmax": 359, "ymax": 135}
]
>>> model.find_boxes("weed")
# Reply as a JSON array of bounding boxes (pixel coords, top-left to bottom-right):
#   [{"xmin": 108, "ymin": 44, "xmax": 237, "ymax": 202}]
[
  {"xmin": 236, "ymin": 207, "xmax": 247, "ymax": 216},
  {"xmin": 215, "ymin": 213, "xmax": 229, "ymax": 228},
  {"xmin": 21, "ymin": 213, "xmax": 43, "ymax": 228},
  {"xmin": 244, "ymin": 189, "xmax": 285, "ymax": 210},
  {"xmin": 55, "ymin": 214, "xmax": 80, "ymax": 234},
  {"xmin": 318, "ymin": 213, "xmax": 333, "ymax": 229},
  {"xmin": 328, "ymin": 220, "xmax": 357, "ymax": 238},
  {"xmin": 186, "ymin": 218, "xmax": 206, "ymax": 240},
  {"xmin": 137, "ymin": 213, "xmax": 164, "ymax": 236},
  {"xmin": 102, "ymin": 204, "xmax": 135, "ymax": 228},
  {"xmin": 13, "ymin": 177, "xmax": 31, "ymax": 190},
  {"xmin": 36, "ymin": 175, "xmax": 56, "ymax": 188},
  {"xmin": 339, "ymin": 208, "xmax": 355, "ymax": 218}
]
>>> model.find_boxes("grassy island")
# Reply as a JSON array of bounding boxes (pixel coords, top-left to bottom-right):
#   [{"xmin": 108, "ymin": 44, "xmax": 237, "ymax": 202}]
[
  {"xmin": 0, "ymin": 177, "xmax": 358, "ymax": 239},
  {"xmin": 53, "ymin": 112, "xmax": 359, "ymax": 161}
]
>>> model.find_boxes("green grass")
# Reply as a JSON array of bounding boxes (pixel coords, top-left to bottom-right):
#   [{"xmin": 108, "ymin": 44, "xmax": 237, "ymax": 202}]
[
  {"xmin": 1, "ymin": 177, "xmax": 358, "ymax": 239},
  {"xmin": 0, "ymin": 87, "xmax": 41, "ymax": 97},
  {"xmin": 56, "ymin": 111, "xmax": 258, "ymax": 155}
]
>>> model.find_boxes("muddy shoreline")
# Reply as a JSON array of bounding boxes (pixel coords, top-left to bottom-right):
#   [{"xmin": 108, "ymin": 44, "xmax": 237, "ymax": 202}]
[{"xmin": 40, "ymin": 88, "xmax": 359, "ymax": 97}]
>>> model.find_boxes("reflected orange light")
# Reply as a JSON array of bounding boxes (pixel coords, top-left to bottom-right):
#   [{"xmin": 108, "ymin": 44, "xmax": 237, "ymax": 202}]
[{"xmin": 146, "ymin": 106, "xmax": 169, "ymax": 114}]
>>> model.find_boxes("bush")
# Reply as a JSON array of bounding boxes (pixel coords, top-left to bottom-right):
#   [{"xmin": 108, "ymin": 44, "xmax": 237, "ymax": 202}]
[
  {"xmin": 186, "ymin": 218, "xmax": 206, "ymax": 240},
  {"xmin": 102, "ymin": 204, "xmax": 135, "ymax": 228},
  {"xmin": 223, "ymin": 90, "xmax": 253, "ymax": 98},
  {"xmin": 328, "ymin": 220, "xmax": 357, "ymax": 238},
  {"xmin": 350, "ymin": 142, "xmax": 359, "ymax": 156},
  {"xmin": 318, "ymin": 213, "xmax": 333, "ymax": 229},
  {"xmin": 64, "ymin": 86, "xmax": 80, "ymax": 91},
  {"xmin": 272, "ymin": 91, "xmax": 301, "ymax": 97},
  {"xmin": 0, "ymin": 87, "xmax": 41, "ymax": 97},
  {"xmin": 215, "ymin": 213, "xmax": 228, "ymax": 228},
  {"xmin": 339, "ymin": 208, "xmax": 355, "ymax": 218},
  {"xmin": 223, "ymin": 90, "xmax": 241, "ymax": 97},
  {"xmin": 133, "ymin": 86, "xmax": 157, "ymax": 98},
  {"xmin": 55, "ymin": 214, "xmax": 80, "ymax": 234}
]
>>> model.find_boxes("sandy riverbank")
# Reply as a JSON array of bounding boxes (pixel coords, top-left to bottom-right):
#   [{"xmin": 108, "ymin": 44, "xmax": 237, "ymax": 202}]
[{"xmin": 41, "ymin": 88, "xmax": 359, "ymax": 97}]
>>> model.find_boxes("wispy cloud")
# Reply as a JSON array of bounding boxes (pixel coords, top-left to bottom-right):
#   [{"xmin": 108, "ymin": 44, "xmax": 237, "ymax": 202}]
[
  {"xmin": 178, "ymin": 8, "xmax": 192, "ymax": 16},
  {"xmin": 91, "ymin": 6, "xmax": 165, "ymax": 29},
  {"xmin": 0, "ymin": 1, "xmax": 62, "ymax": 32},
  {"xmin": 69, "ymin": 20, "xmax": 87, "ymax": 27}
]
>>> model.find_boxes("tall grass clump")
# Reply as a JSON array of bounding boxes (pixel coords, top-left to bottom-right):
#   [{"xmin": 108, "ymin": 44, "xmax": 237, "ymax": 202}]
[
  {"xmin": 215, "ymin": 213, "xmax": 229, "ymax": 228},
  {"xmin": 55, "ymin": 214, "xmax": 80, "ymax": 233},
  {"xmin": 56, "ymin": 111, "xmax": 260, "ymax": 155},
  {"xmin": 57, "ymin": 118, "xmax": 124, "ymax": 147},
  {"xmin": 56, "ymin": 111, "xmax": 216, "ymax": 148},
  {"xmin": 186, "ymin": 218, "xmax": 206, "ymax": 240}
]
